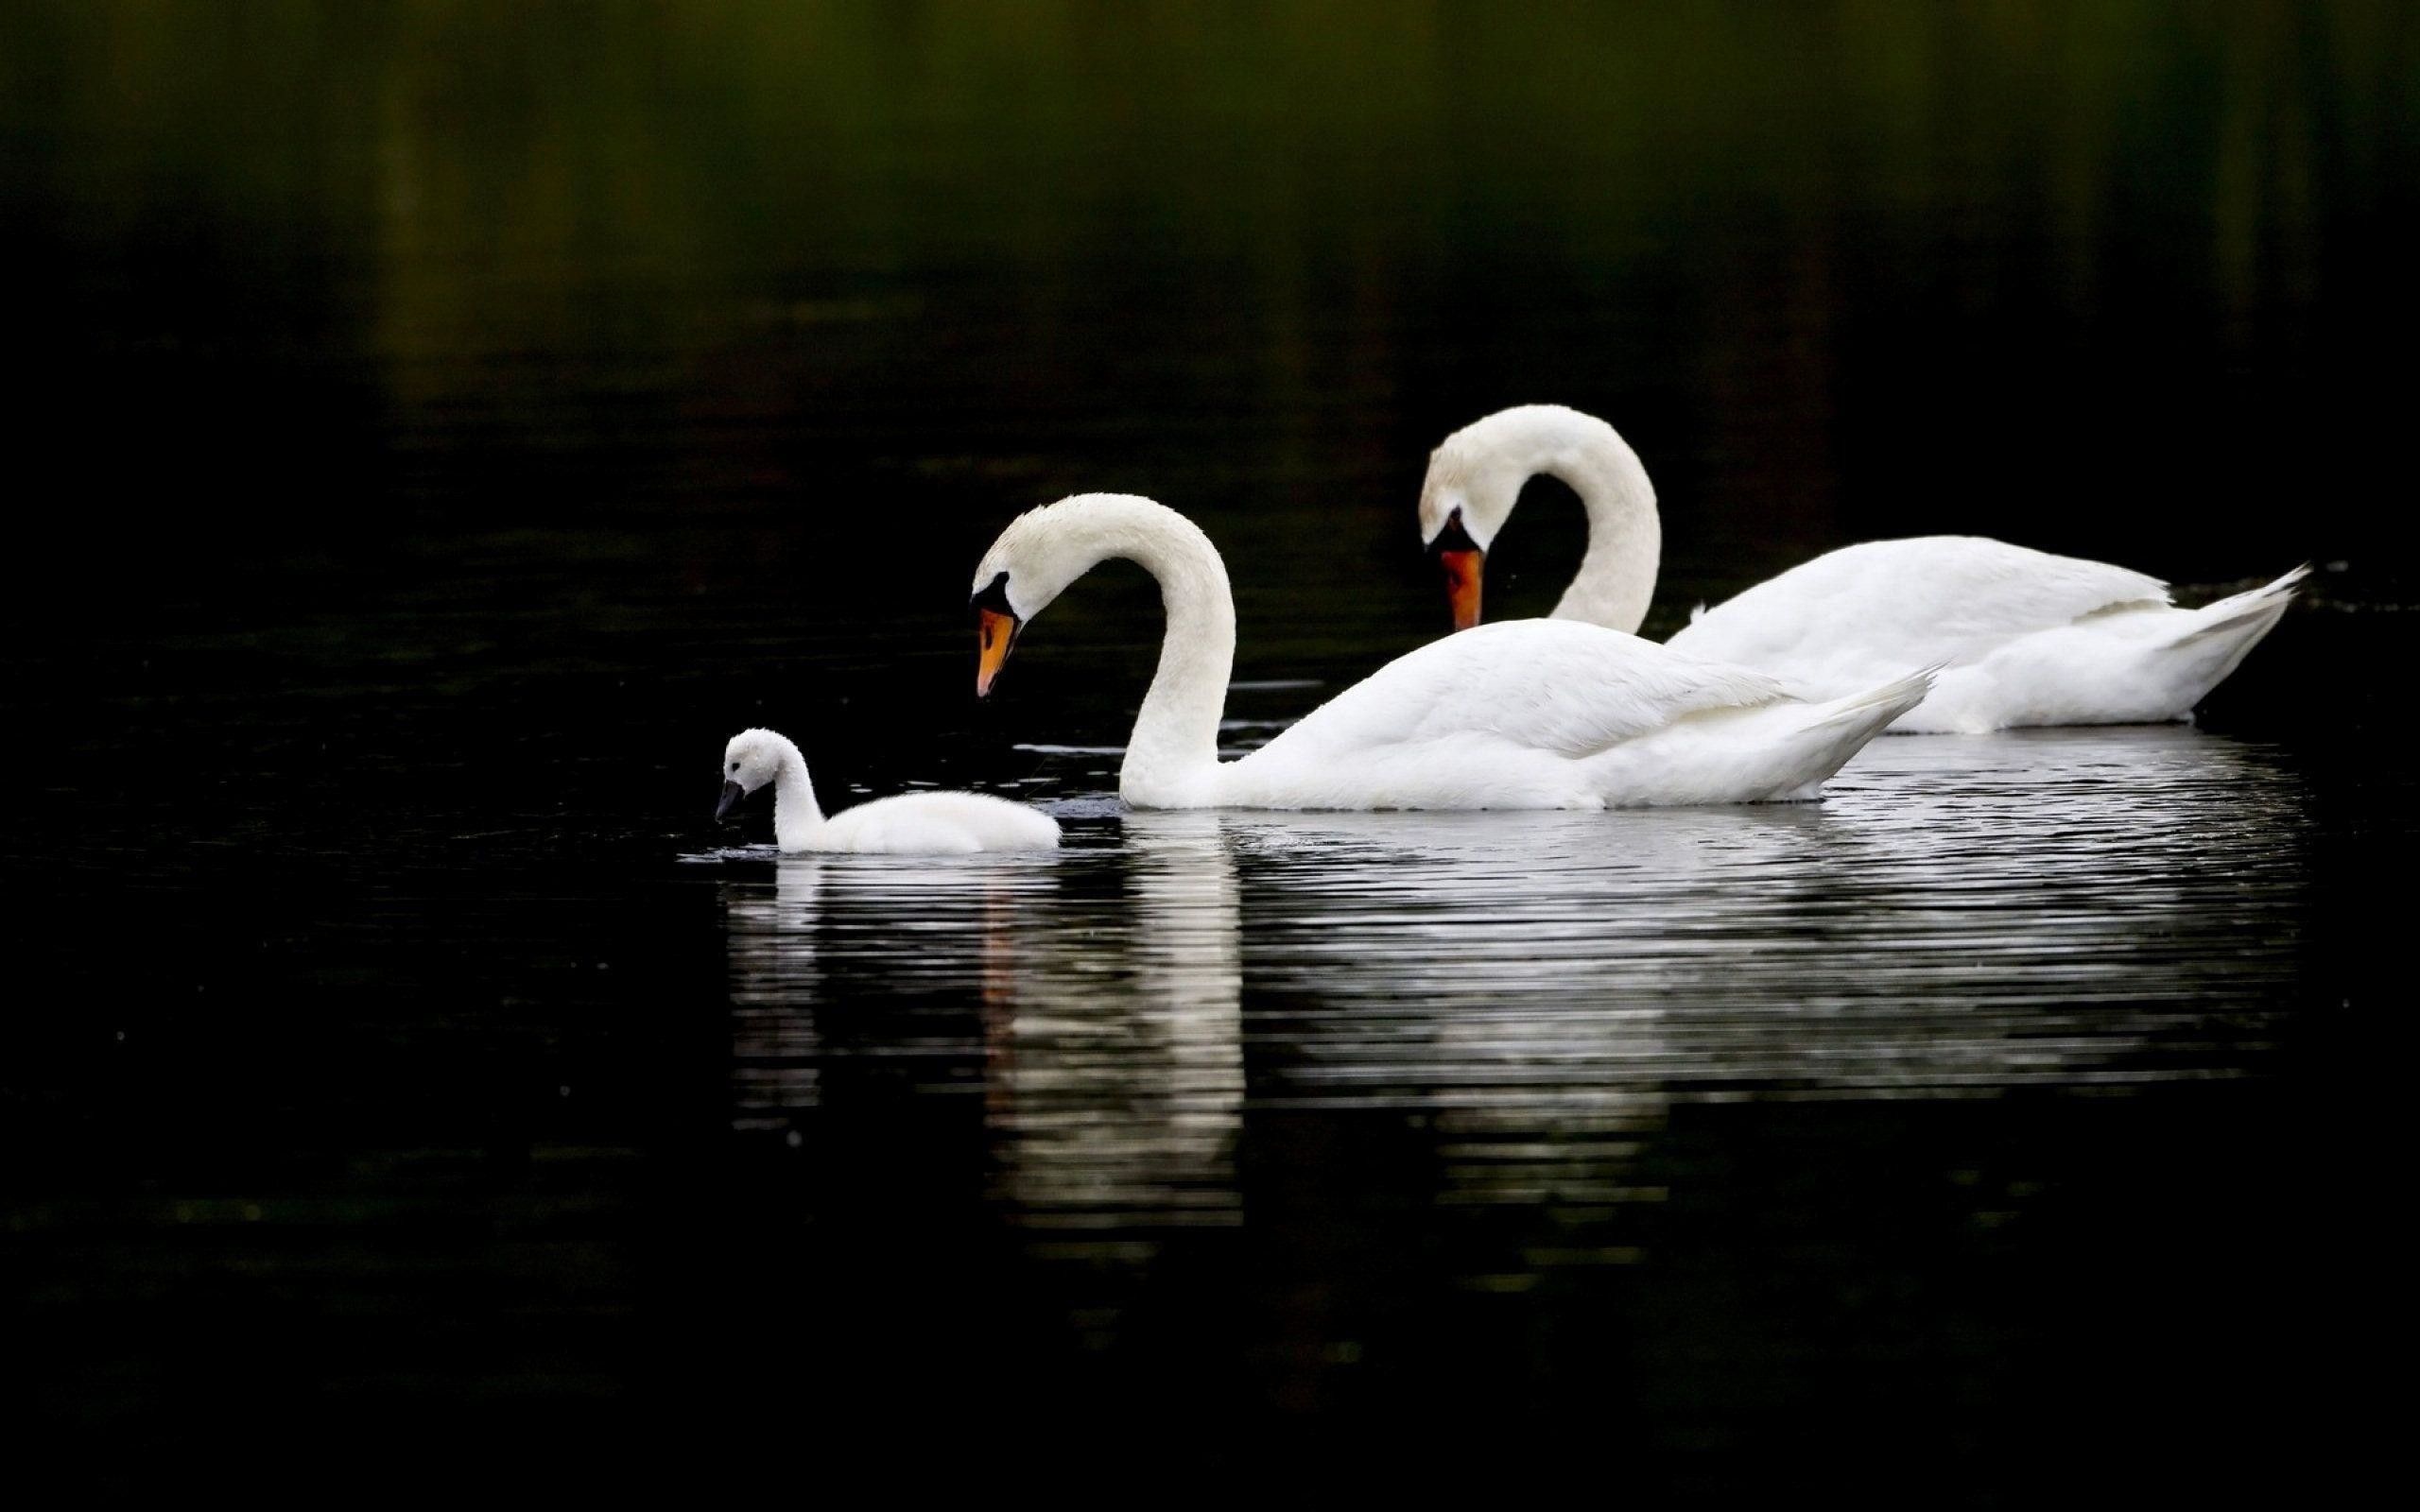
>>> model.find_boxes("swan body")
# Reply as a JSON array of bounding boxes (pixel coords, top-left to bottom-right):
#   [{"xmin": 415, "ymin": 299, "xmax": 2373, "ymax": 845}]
[
  {"xmin": 718, "ymin": 728, "xmax": 1060, "ymax": 853},
  {"xmin": 970, "ymin": 493, "xmax": 1932, "ymax": 810},
  {"xmin": 1417, "ymin": 404, "xmax": 2305, "ymax": 734}
]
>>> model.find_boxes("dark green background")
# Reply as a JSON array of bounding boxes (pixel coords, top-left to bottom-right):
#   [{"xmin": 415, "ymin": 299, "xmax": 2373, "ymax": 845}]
[{"xmin": 4, "ymin": 2, "xmax": 2410, "ymax": 1497}]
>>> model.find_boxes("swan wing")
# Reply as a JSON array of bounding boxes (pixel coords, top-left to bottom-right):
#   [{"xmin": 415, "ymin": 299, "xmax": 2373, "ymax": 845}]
[
  {"xmin": 1253, "ymin": 619, "xmax": 1791, "ymax": 765},
  {"xmin": 1666, "ymin": 536, "xmax": 2171, "ymax": 674}
]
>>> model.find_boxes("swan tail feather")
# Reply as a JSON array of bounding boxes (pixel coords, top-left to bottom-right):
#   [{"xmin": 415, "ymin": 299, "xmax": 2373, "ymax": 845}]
[
  {"xmin": 2165, "ymin": 564, "xmax": 2309, "ymax": 647},
  {"xmin": 1802, "ymin": 662, "xmax": 1942, "ymax": 736},
  {"xmin": 2106, "ymin": 563, "xmax": 2303, "ymax": 716},
  {"xmin": 1746, "ymin": 664, "xmax": 1940, "ymax": 799}
]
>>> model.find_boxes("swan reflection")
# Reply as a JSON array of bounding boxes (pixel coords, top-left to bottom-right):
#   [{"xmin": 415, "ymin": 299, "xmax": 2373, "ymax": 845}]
[
  {"xmin": 719, "ymin": 853, "xmax": 1064, "ymax": 1130},
  {"xmin": 985, "ymin": 812, "xmax": 1243, "ymax": 1244},
  {"xmin": 722, "ymin": 857, "xmax": 825, "ymax": 1130},
  {"xmin": 717, "ymin": 830, "xmax": 1245, "ymax": 1247},
  {"xmin": 1229, "ymin": 726, "xmax": 2306, "ymax": 1114},
  {"xmin": 721, "ymin": 725, "xmax": 2307, "ymax": 1243},
  {"xmin": 1204, "ymin": 725, "xmax": 2306, "ymax": 1232}
]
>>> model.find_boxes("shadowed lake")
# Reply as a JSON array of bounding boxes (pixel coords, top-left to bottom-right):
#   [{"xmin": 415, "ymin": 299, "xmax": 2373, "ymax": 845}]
[{"xmin": 4, "ymin": 0, "xmax": 2412, "ymax": 1496}]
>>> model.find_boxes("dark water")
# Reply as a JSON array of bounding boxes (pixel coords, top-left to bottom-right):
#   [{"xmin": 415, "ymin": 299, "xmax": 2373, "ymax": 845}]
[{"xmin": 5, "ymin": 0, "xmax": 2414, "ymax": 1495}]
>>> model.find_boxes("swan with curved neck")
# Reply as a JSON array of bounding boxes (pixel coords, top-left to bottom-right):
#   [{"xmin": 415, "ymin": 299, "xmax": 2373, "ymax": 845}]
[
  {"xmin": 971, "ymin": 492, "xmax": 1933, "ymax": 811},
  {"xmin": 1417, "ymin": 404, "xmax": 2306, "ymax": 733},
  {"xmin": 717, "ymin": 728, "xmax": 1059, "ymax": 853}
]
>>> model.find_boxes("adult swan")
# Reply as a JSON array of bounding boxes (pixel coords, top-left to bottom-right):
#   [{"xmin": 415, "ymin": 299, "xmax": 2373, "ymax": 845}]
[
  {"xmin": 970, "ymin": 493, "xmax": 1932, "ymax": 810},
  {"xmin": 1417, "ymin": 404, "xmax": 2306, "ymax": 733}
]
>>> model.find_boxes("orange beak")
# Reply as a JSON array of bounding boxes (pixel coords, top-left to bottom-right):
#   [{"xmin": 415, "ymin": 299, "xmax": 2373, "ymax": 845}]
[
  {"xmin": 977, "ymin": 606, "xmax": 1020, "ymax": 696},
  {"xmin": 1439, "ymin": 548, "xmax": 1484, "ymax": 631}
]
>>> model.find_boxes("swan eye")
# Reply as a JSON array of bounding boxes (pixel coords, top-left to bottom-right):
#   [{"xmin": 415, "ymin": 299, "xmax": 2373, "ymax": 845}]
[{"xmin": 729, "ymin": 762, "xmax": 739, "ymax": 772}]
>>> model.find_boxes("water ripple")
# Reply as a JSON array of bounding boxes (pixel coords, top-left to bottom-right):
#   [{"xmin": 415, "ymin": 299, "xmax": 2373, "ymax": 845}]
[{"xmin": 717, "ymin": 725, "xmax": 2308, "ymax": 1241}]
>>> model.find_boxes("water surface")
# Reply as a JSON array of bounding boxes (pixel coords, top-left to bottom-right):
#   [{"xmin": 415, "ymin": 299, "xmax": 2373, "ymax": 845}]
[{"xmin": 4, "ymin": 0, "xmax": 2410, "ymax": 1496}]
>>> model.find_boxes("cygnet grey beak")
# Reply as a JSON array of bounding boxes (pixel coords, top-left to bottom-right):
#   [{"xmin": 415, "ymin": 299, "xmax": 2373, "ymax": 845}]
[{"xmin": 716, "ymin": 781, "xmax": 745, "ymax": 821}]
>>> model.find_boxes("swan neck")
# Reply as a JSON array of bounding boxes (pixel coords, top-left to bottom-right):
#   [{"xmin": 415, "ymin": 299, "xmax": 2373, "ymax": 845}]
[
  {"xmin": 1546, "ymin": 436, "xmax": 1662, "ymax": 635},
  {"xmin": 771, "ymin": 740, "xmax": 825, "ymax": 850},
  {"xmin": 1119, "ymin": 523, "xmax": 1236, "ymax": 805}
]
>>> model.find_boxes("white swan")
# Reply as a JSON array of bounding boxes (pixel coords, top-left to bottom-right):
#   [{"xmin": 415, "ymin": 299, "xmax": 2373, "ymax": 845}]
[
  {"xmin": 1417, "ymin": 404, "xmax": 2307, "ymax": 734},
  {"xmin": 969, "ymin": 493, "xmax": 1934, "ymax": 810},
  {"xmin": 717, "ymin": 728, "xmax": 1060, "ymax": 853}
]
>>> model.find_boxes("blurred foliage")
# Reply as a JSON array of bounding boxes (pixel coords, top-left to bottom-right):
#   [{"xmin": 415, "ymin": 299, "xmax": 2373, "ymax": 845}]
[{"xmin": 4, "ymin": 1, "xmax": 2414, "ymax": 591}]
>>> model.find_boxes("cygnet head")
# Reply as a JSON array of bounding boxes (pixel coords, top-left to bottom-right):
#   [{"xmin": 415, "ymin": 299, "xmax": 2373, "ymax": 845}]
[
  {"xmin": 969, "ymin": 492, "xmax": 1169, "ymax": 696},
  {"xmin": 1418, "ymin": 404, "xmax": 1625, "ymax": 631},
  {"xmin": 717, "ymin": 727, "xmax": 788, "ymax": 819}
]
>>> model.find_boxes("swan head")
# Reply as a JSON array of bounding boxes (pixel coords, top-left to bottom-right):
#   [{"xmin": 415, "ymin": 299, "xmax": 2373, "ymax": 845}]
[
  {"xmin": 970, "ymin": 568, "xmax": 1024, "ymax": 698},
  {"xmin": 1419, "ymin": 424, "xmax": 1528, "ymax": 633},
  {"xmin": 717, "ymin": 728, "xmax": 788, "ymax": 819},
  {"xmin": 1419, "ymin": 404, "xmax": 1623, "ymax": 631},
  {"xmin": 969, "ymin": 493, "xmax": 1165, "ymax": 696}
]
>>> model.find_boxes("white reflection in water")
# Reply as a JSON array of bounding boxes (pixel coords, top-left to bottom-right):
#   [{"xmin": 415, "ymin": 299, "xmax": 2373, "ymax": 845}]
[
  {"xmin": 985, "ymin": 812, "xmax": 1244, "ymax": 1243},
  {"xmin": 722, "ymin": 726, "xmax": 2307, "ymax": 1232},
  {"xmin": 1206, "ymin": 727, "xmax": 2308, "ymax": 1220},
  {"xmin": 723, "ymin": 858, "xmax": 823, "ymax": 1130},
  {"xmin": 721, "ymin": 853, "xmax": 1065, "ymax": 1128},
  {"xmin": 717, "ymin": 830, "xmax": 1246, "ymax": 1246},
  {"xmin": 1236, "ymin": 726, "xmax": 2306, "ymax": 1102}
]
